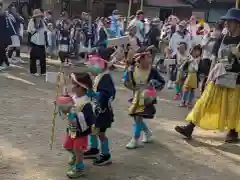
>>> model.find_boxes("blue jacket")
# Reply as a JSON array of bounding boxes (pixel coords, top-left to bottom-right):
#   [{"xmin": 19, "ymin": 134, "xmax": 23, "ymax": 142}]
[
  {"xmin": 92, "ymin": 73, "xmax": 116, "ymax": 129},
  {"xmin": 0, "ymin": 13, "xmax": 11, "ymax": 45}
]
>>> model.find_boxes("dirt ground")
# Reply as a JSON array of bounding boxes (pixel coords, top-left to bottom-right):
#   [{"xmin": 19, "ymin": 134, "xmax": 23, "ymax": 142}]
[{"xmin": 0, "ymin": 58, "xmax": 240, "ymax": 180}]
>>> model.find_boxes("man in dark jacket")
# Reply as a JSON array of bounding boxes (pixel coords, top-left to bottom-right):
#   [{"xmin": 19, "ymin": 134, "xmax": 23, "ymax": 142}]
[{"xmin": 0, "ymin": 2, "xmax": 12, "ymax": 70}]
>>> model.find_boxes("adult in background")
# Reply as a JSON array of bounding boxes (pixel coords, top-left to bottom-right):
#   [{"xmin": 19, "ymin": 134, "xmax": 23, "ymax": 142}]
[
  {"xmin": 0, "ymin": 2, "xmax": 12, "ymax": 71},
  {"xmin": 96, "ymin": 17, "xmax": 114, "ymax": 61},
  {"xmin": 128, "ymin": 10, "xmax": 145, "ymax": 46},
  {"xmin": 145, "ymin": 18, "xmax": 161, "ymax": 62},
  {"xmin": 44, "ymin": 10, "xmax": 53, "ymax": 25},
  {"xmin": 7, "ymin": 4, "xmax": 25, "ymax": 64},
  {"xmin": 175, "ymin": 8, "xmax": 240, "ymax": 143},
  {"xmin": 27, "ymin": 9, "xmax": 48, "ymax": 76},
  {"xmin": 110, "ymin": 9, "xmax": 119, "ymax": 37}
]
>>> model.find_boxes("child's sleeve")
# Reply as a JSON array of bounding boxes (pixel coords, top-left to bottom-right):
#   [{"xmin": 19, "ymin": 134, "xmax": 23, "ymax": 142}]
[
  {"xmin": 80, "ymin": 103, "xmax": 95, "ymax": 130},
  {"xmin": 96, "ymin": 75, "xmax": 116, "ymax": 109}
]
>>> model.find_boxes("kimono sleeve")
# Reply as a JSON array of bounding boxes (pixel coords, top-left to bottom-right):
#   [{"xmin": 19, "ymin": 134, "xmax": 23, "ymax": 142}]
[
  {"xmin": 97, "ymin": 74, "xmax": 116, "ymax": 109},
  {"xmin": 81, "ymin": 103, "xmax": 95, "ymax": 128}
]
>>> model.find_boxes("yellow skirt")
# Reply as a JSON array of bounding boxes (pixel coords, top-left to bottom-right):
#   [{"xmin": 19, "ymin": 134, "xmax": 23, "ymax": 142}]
[
  {"xmin": 183, "ymin": 72, "xmax": 198, "ymax": 89},
  {"xmin": 186, "ymin": 82, "xmax": 240, "ymax": 132}
]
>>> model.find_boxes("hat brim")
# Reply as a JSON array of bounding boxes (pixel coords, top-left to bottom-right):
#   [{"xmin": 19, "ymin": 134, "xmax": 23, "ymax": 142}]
[{"xmin": 221, "ymin": 15, "xmax": 240, "ymax": 22}]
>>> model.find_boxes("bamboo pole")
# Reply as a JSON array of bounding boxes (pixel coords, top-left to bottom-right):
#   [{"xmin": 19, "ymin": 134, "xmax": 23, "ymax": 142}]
[
  {"xmin": 236, "ymin": 0, "xmax": 239, "ymax": 8},
  {"xmin": 127, "ymin": 0, "xmax": 132, "ymax": 20},
  {"xmin": 140, "ymin": 0, "xmax": 144, "ymax": 10}
]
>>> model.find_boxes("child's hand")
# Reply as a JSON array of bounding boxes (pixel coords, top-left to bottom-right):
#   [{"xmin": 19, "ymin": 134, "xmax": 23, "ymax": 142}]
[{"xmin": 91, "ymin": 125, "xmax": 100, "ymax": 135}]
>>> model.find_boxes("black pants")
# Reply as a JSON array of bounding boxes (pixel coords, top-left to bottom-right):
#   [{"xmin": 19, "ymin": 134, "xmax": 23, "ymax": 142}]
[
  {"xmin": 0, "ymin": 45, "xmax": 9, "ymax": 66},
  {"xmin": 8, "ymin": 47, "xmax": 20, "ymax": 58},
  {"xmin": 169, "ymin": 64, "xmax": 177, "ymax": 81},
  {"xmin": 59, "ymin": 51, "xmax": 69, "ymax": 63},
  {"xmin": 30, "ymin": 45, "xmax": 46, "ymax": 74}
]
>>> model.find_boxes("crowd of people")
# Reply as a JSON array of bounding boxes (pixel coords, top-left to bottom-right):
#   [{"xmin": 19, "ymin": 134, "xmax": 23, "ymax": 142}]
[{"xmin": 0, "ymin": 1, "xmax": 240, "ymax": 178}]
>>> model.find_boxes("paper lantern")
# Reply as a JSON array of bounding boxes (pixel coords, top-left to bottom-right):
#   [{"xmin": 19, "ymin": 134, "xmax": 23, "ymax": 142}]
[
  {"xmin": 88, "ymin": 55, "xmax": 106, "ymax": 74},
  {"xmin": 143, "ymin": 88, "xmax": 157, "ymax": 104},
  {"xmin": 56, "ymin": 94, "xmax": 74, "ymax": 114}
]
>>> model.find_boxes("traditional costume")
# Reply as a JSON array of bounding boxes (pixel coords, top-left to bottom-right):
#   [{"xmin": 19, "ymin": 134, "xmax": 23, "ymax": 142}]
[
  {"xmin": 123, "ymin": 48, "xmax": 165, "ymax": 149},
  {"xmin": 179, "ymin": 55, "xmax": 200, "ymax": 108},
  {"xmin": 175, "ymin": 8, "xmax": 240, "ymax": 143},
  {"xmin": 56, "ymin": 73, "xmax": 95, "ymax": 178},
  {"xmin": 173, "ymin": 43, "xmax": 189, "ymax": 100},
  {"xmin": 84, "ymin": 57, "xmax": 116, "ymax": 166}
]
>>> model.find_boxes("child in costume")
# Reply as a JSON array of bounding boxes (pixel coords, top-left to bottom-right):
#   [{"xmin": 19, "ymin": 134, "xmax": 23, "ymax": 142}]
[
  {"xmin": 123, "ymin": 47, "xmax": 165, "ymax": 149},
  {"xmin": 84, "ymin": 55, "xmax": 116, "ymax": 166},
  {"xmin": 173, "ymin": 42, "xmax": 189, "ymax": 100},
  {"xmin": 179, "ymin": 44, "xmax": 202, "ymax": 108},
  {"xmin": 58, "ymin": 72, "xmax": 95, "ymax": 178}
]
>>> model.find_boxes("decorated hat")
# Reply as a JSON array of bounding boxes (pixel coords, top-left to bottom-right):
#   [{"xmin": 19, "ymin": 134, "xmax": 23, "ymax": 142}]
[
  {"xmin": 221, "ymin": 8, "xmax": 240, "ymax": 22},
  {"xmin": 32, "ymin": 9, "xmax": 44, "ymax": 18}
]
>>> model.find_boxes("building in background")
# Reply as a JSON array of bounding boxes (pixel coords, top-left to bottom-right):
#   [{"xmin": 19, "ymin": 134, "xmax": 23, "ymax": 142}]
[
  {"xmin": 144, "ymin": 0, "xmax": 192, "ymax": 20},
  {"xmin": 2, "ymin": 0, "xmax": 235, "ymax": 22},
  {"xmin": 183, "ymin": 0, "xmax": 236, "ymax": 23}
]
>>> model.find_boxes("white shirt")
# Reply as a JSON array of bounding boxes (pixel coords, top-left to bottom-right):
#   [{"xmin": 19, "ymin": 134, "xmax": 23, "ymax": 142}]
[
  {"xmin": 169, "ymin": 32, "xmax": 191, "ymax": 56},
  {"xmin": 201, "ymin": 35, "xmax": 215, "ymax": 59},
  {"xmin": 27, "ymin": 19, "xmax": 47, "ymax": 46},
  {"xmin": 135, "ymin": 20, "xmax": 144, "ymax": 43}
]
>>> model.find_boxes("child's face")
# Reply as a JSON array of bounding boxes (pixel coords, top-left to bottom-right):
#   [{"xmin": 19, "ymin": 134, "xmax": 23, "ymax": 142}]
[
  {"xmin": 48, "ymin": 25, "xmax": 53, "ymax": 30},
  {"xmin": 192, "ymin": 49, "xmax": 201, "ymax": 58},
  {"xmin": 178, "ymin": 46, "xmax": 186, "ymax": 54},
  {"xmin": 139, "ymin": 53, "xmax": 152, "ymax": 69}
]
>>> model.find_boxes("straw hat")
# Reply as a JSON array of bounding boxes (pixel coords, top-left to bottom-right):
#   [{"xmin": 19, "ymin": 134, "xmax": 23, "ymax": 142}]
[
  {"xmin": 32, "ymin": 9, "xmax": 43, "ymax": 18},
  {"xmin": 221, "ymin": 8, "xmax": 240, "ymax": 22}
]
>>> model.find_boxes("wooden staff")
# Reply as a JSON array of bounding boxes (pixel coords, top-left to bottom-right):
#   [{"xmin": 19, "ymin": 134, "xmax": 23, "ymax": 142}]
[
  {"xmin": 49, "ymin": 63, "xmax": 63, "ymax": 150},
  {"xmin": 236, "ymin": 0, "xmax": 239, "ymax": 8}
]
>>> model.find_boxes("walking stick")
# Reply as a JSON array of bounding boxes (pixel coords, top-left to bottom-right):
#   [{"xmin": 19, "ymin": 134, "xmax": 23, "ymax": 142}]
[{"xmin": 49, "ymin": 63, "xmax": 63, "ymax": 150}]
